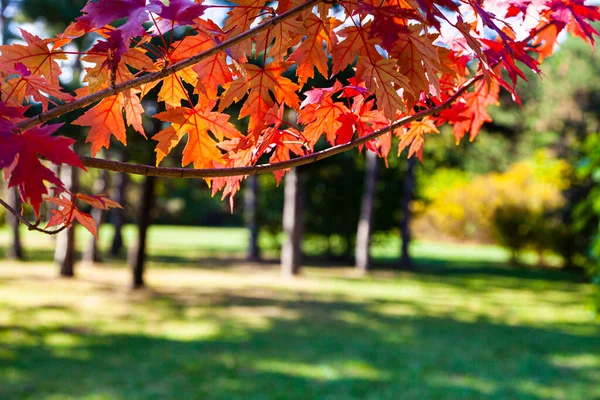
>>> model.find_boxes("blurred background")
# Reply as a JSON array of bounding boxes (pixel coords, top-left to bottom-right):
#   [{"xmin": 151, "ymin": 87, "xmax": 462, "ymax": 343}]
[{"xmin": 1, "ymin": 1, "xmax": 599, "ymax": 399}]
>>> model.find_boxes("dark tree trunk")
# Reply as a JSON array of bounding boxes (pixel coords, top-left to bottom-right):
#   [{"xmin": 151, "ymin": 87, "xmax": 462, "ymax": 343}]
[
  {"xmin": 0, "ymin": 1, "xmax": 23, "ymax": 261},
  {"xmin": 4, "ymin": 185, "xmax": 24, "ymax": 260},
  {"xmin": 55, "ymin": 164, "xmax": 78, "ymax": 278},
  {"xmin": 281, "ymin": 168, "xmax": 304, "ymax": 277},
  {"xmin": 244, "ymin": 175, "xmax": 260, "ymax": 261},
  {"xmin": 400, "ymin": 157, "xmax": 416, "ymax": 268},
  {"xmin": 355, "ymin": 151, "xmax": 378, "ymax": 273},
  {"xmin": 83, "ymin": 169, "xmax": 110, "ymax": 264},
  {"xmin": 0, "ymin": 0, "xmax": 6, "ymax": 45},
  {"xmin": 110, "ymin": 152, "xmax": 128, "ymax": 256},
  {"xmin": 128, "ymin": 175, "xmax": 155, "ymax": 289}
]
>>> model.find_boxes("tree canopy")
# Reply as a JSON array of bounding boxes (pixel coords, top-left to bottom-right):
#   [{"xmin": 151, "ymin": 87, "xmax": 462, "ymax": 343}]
[{"xmin": 1, "ymin": 0, "xmax": 599, "ymax": 236}]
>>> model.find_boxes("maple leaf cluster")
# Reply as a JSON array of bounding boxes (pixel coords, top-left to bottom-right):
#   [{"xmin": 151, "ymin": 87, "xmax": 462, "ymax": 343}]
[{"xmin": 1, "ymin": 0, "xmax": 599, "ymax": 234}]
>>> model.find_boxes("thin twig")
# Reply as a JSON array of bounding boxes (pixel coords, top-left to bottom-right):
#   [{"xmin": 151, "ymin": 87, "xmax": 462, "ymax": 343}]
[{"xmin": 0, "ymin": 197, "xmax": 68, "ymax": 235}]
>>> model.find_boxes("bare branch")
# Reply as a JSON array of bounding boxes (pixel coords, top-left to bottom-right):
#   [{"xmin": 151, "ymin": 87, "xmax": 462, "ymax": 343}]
[
  {"xmin": 15, "ymin": 0, "xmax": 324, "ymax": 131},
  {"xmin": 77, "ymin": 74, "xmax": 483, "ymax": 178},
  {"xmin": 0, "ymin": 197, "xmax": 68, "ymax": 235}
]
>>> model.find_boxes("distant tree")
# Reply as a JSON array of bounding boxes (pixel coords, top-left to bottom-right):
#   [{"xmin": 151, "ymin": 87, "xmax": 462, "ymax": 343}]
[
  {"xmin": 244, "ymin": 175, "xmax": 260, "ymax": 261},
  {"xmin": 1, "ymin": 0, "xmax": 598, "ymax": 278},
  {"xmin": 129, "ymin": 175, "xmax": 155, "ymax": 288},
  {"xmin": 83, "ymin": 168, "xmax": 109, "ymax": 263},
  {"xmin": 400, "ymin": 158, "xmax": 416, "ymax": 268},
  {"xmin": 355, "ymin": 151, "xmax": 378, "ymax": 273},
  {"xmin": 1, "ymin": 2, "xmax": 23, "ymax": 261},
  {"xmin": 54, "ymin": 164, "xmax": 78, "ymax": 277},
  {"xmin": 281, "ymin": 167, "xmax": 304, "ymax": 277}
]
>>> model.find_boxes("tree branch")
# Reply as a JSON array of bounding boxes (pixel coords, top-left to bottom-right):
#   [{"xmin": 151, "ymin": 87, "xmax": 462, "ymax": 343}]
[
  {"xmin": 0, "ymin": 197, "xmax": 68, "ymax": 235},
  {"xmin": 76, "ymin": 73, "xmax": 483, "ymax": 178},
  {"xmin": 15, "ymin": 0, "xmax": 324, "ymax": 131}
]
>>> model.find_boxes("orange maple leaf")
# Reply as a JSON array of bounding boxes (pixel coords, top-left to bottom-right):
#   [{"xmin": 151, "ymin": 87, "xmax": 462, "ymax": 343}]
[
  {"xmin": 157, "ymin": 67, "xmax": 197, "ymax": 108},
  {"xmin": 331, "ymin": 24, "xmax": 382, "ymax": 75},
  {"xmin": 288, "ymin": 14, "xmax": 340, "ymax": 86},
  {"xmin": 223, "ymin": 0, "xmax": 263, "ymax": 62},
  {"xmin": 390, "ymin": 25, "xmax": 441, "ymax": 101},
  {"xmin": 73, "ymin": 91, "xmax": 145, "ymax": 156},
  {"xmin": 46, "ymin": 195, "xmax": 99, "ymax": 238},
  {"xmin": 356, "ymin": 57, "xmax": 412, "ymax": 120},
  {"xmin": 299, "ymin": 96, "xmax": 349, "ymax": 147},
  {"xmin": 451, "ymin": 79, "xmax": 500, "ymax": 143},
  {"xmin": 2, "ymin": 65, "xmax": 73, "ymax": 111},
  {"xmin": 82, "ymin": 47, "xmax": 155, "ymax": 93},
  {"xmin": 0, "ymin": 29, "xmax": 66, "ymax": 85},
  {"xmin": 220, "ymin": 62, "xmax": 300, "ymax": 134},
  {"xmin": 397, "ymin": 117, "xmax": 440, "ymax": 161},
  {"xmin": 153, "ymin": 96, "xmax": 242, "ymax": 168}
]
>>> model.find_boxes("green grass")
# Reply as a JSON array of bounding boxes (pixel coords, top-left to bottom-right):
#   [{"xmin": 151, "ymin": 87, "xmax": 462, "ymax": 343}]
[
  {"xmin": 0, "ymin": 224, "xmax": 552, "ymax": 266},
  {"xmin": 0, "ymin": 226, "xmax": 598, "ymax": 399}
]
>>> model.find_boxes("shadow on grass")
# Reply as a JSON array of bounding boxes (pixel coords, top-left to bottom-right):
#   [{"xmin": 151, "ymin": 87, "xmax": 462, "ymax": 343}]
[
  {"xmin": 371, "ymin": 256, "xmax": 587, "ymax": 283},
  {"xmin": 1, "ymin": 289, "xmax": 599, "ymax": 400},
  {"xmin": 0, "ymin": 233, "xmax": 587, "ymax": 289}
]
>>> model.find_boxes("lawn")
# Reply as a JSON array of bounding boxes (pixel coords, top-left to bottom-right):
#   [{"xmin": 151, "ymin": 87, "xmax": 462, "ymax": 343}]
[{"xmin": 0, "ymin": 226, "xmax": 598, "ymax": 399}]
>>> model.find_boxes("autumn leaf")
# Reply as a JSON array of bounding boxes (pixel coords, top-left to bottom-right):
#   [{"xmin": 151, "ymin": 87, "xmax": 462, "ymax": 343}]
[
  {"xmin": 0, "ymin": 29, "xmax": 66, "ymax": 85},
  {"xmin": 446, "ymin": 79, "xmax": 500, "ymax": 143},
  {"xmin": 398, "ymin": 118, "xmax": 440, "ymax": 161},
  {"xmin": 331, "ymin": 24, "xmax": 382, "ymax": 75},
  {"xmin": 356, "ymin": 57, "xmax": 412, "ymax": 119},
  {"xmin": 77, "ymin": 193, "xmax": 122, "ymax": 210},
  {"xmin": 223, "ymin": 0, "xmax": 263, "ymax": 62},
  {"xmin": 73, "ymin": 94, "xmax": 127, "ymax": 156},
  {"xmin": 1, "ymin": 123, "xmax": 84, "ymax": 215},
  {"xmin": 78, "ymin": 0, "xmax": 159, "ymax": 44},
  {"xmin": 157, "ymin": 68, "xmax": 197, "ymax": 108},
  {"xmin": 170, "ymin": 32, "xmax": 234, "ymax": 98},
  {"xmin": 299, "ymin": 95, "xmax": 349, "ymax": 147},
  {"xmin": 2, "ymin": 63, "xmax": 73, "ymax": 111},
  {"xmin": 46, "ymin": 195, "xmax": 98, "ymax": 238},
  {"xmin": 288, "ymin": 14, "xmax": 340, "ymax": 85},
  {"xmin": 254, "ymin": 10, "xmax": 304, "ymax": 61},
  {"xmin": 390, "ymin": 25, "xmax": 441, "ymax": 100},
  {"xmin": 82, "ymin": 47, "xmax": 155, "ymax": 93},
  {"xmin": 220, "ymin": 62, "xmax": 300, "ymax": 134},
  {"xmin": 154, "ymin": 97, "xmax": 242, "ymax": 168}
]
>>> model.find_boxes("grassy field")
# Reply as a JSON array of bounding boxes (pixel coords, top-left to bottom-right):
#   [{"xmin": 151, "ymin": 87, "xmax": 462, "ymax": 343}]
[
  {"xmin": 0, "ymin": 226, "xmax": 598, "ymax": 399},
  {"xmin": 0, "ymin": 224, "xmax": 548, "ymax": 266}
]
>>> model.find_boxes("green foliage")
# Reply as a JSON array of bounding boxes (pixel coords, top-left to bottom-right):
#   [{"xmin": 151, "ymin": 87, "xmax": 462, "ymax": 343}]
[
  {"xmin": 573, "ymin": 132, "xmax": 600, "ymax": 309},
  {"xmin": 255, "ymin": 150, "xmax": 407, "ymax": 259},
  {"xmin": 491, "ymin": 205, "xmax": 533, "ymax": 262}
]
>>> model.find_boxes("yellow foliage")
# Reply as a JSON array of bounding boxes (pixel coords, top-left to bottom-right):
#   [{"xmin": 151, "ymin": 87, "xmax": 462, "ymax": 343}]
[{"xmin": 417, "ymin": 151, "xmax": 570, "ymax": 242}]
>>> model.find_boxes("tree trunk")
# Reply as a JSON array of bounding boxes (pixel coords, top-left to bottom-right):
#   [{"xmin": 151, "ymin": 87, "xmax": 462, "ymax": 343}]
[
  {"xmin": 55, "ymin": 164, "xmax": 78, "ymax": 278},
  {"xmin": 400, "ymin": 157, "xmax": 416, "ymax": 269},
  {"xmin": 110, "ymin": 153, "xmax": 128, "ymax": 256},
  {"xmin": 355, "ymin": 151, "xmax": 378, "ymax": 273},
  {"xmin": 4, "ymin": 184, "xmax": 24, "ymax": 260},
  {"xmin": 0, "ymin": 0, "xmax": 7, "ymax": 45},
  {"xmin": 244, "ymin": 175, "xmax": 260, "ymax": 261},
  {"xmin": 83, "ymin": 169, "xmax": 110, "ymax": 264},
  {"xmin": 281, "ymin": 168, "xmax": 304, "ymax": 277},
  {"xmin": 128, "ymin": 175, "xmax": 155, "ymax": 289}
]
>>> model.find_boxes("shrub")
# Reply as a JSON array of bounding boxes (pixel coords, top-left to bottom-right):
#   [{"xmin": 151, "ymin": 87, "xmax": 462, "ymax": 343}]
[{"xmin": 417, "ymin": 151, "xmax": 570, "ymax": 254}]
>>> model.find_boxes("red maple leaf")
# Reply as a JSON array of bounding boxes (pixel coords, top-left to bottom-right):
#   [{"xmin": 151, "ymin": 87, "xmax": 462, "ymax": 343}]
[{"xmin": 1, "ymin": 123, "xmax": 84, "ymax": 215}]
